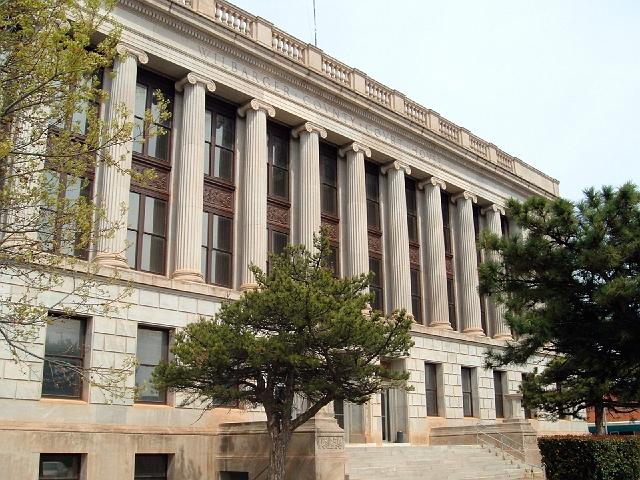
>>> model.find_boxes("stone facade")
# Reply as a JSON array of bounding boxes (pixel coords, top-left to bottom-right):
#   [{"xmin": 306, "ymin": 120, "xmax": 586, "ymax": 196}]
[{"xmin": 0, "ymin": 1, "xmax": 586, "ymax": 479}]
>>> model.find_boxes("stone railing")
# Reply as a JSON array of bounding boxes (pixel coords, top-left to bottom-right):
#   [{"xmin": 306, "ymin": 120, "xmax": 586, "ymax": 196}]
[
  {"xmin": 182, "ymin": 0, "xmax": 560, "ymax": 189},
  {"xmin": 213, "ymin": 1, "xmax": 253, "ymax": 37},
  {"xmin": 272, "ymin": 29, "xmax": 305, "ymax": 64}
]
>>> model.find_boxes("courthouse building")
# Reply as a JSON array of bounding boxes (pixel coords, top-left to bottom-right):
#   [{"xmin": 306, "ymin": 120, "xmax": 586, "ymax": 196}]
[{"xmin": 0, "ymin": 0, "xmax": 586, "ymax": 479}]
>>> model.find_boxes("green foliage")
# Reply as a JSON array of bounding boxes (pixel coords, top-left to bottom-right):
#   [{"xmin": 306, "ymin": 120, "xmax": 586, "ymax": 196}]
[
  {"xmin": 479, "ymin": 184, "xmax": 640, "ymax": 432},
  {"xmin": 154, "ymin": 231, "xmax": 414, "ymax": 432},
  {"xmin": 539, "ymin": 435, "xmax": 640, "ymax": 480}
]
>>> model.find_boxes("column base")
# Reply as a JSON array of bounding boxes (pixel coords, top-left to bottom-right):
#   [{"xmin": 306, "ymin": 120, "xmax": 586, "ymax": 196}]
[
  {"xmin": 428, "ymin": 321, "xmax": 453, "ymax": 330},
  {"xmin": 93, "ymin": 253, "xmax": 129, "ymax": 269},
  {"xmin": 239, "ymin": 282, "xmax": 258, "ymax": 291},
  {"xmin": 171, "ymin": 269, "xmax": 204, "ymax": 283},
  {"xmin": 463, "ymin": 328, "xmax": 486, "ymax": 336}
]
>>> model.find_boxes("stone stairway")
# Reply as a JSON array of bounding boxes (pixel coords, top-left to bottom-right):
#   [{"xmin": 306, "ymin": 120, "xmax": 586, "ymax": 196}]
[{"xmin": 345, "ymin": 444, "xmax": 536, "ymax": 480}]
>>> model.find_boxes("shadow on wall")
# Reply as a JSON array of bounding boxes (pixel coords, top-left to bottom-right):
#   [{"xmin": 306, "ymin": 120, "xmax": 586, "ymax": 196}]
[{"xmin": 173, "ymin": 446, "xmax": 205, "ymax": 480}]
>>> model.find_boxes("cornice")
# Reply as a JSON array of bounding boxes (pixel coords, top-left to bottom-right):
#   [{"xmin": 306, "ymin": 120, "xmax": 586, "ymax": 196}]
[
  {"xmin": 291, "ymin": 121, "xmax": 327, "ymax": 139},
  {"xmin": 175, "ymin": 72, "xmax": 216, "ymax": 92}
]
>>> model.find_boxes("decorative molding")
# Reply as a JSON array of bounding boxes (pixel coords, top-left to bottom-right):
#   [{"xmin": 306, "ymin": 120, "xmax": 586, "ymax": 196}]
[
  {"xmin": 409, "ymin": 245, "xmax": 420, "ymax": 265},
  {"xmin": 291, "ymin": 121, "xmax": 327, "ymax": 139},
  {"xmin": 452, "ymin": 191, "xmax": 478, "ymax": 204},
  {"xmin": 419, "ymin": 176, "xmax": 446, "ymax": 191},
  {"xmin": 445, "ymin": 257, "xmax": 454, "ymax": 276},
  {"xmin": 368, "ymin": 233, "xmax": 382, "ymax": 254},
  {"xmin": 203, "ymin": 184, "xmax": 234, "ymax": 212},
  {"xmin": 381, "ymin": 160, "xmax": 411, "ymax": 176},
  {"xmin": 132, "ymin": 164, "xmax": 169, "ymax": 193},
  {"xmin": 267, "ymin": 203, "xmax": 289, "ymax": 228},
  {"xmin": 175, "ymin": 72, "xmax": 216, "ymax": 92},
  {"xmin": 115, "ymin": 42, "xmax": 148, "ymax": 65},
  {"xmin": 316, "ymin": 435, "xmax": 344, "ymax": 450},
  {"xmin": 237, "ymin": 98, "xmax": 276, "ymax": 118},
  {"xmin": 321, "ymin": 219, "xmax": 339, "ymax": 242},
  {"xmin": 338, "ymin": 142, "xmax": 371, "ymax": 158},
  {"xmin": 481, "ymin": 204, "xmax": 505, "ymax": 216}
]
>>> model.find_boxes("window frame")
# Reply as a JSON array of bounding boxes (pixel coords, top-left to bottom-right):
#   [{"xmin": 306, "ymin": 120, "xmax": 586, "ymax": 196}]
[
  {"xmin": 441, "ymin": 192, "xmax": 457, "ymax": 330},
  {"xmin": 494, "ymin": 370, "xmax": 505, "ymax": 419},
  {"xmin": 204, "ymin": 98, "xmax": 236, "ymax": 185},
  {"xmin": 127, "ymin": 189, "xmax": 168, "ymax": 275},
  {"xmin": 368, "ymin": 254, "xmax": 384, "ymax": 313},
  {"xmin": 410, "ymin": 266, "xmax": 422, "ymax": 324},
  {"xmin": 267, "ymin": 224, "xmax": 290, "ymax": 274},
  {"xmin": 134, "ymin": 453, "xmax": 169, "ymax": 480},
  {"xmin": 473, "ymin": 205, "xmax": 487, "ymax": 334},
  {"xmin": 320, "ymin": 142, "xmax": 339, "ymax": 219},
  {"xmin": 461, "ymin": 367, "xmax": 475, "ymax": 418},
  {"xmin": 201, "ymin": 209, "xmax": 234, "ymax": 288},
  {"xmin": 41, "ymin": 314, "xmax": 87, "ymax": 400},
  {"xmin": 135, "ymin": 325, "xmax": 170, "ymax": 405},
  {"xmin": 365, "ymin": 162, "xmax": 381, "ymax": 232},
  {"xmin": 405, "ymin": 178, "xmax": 418, "ymax": 244},
  {"xmin": 267, "ymin": 122, "xmax": 291, "ymax": 203},
  {"xmin": 39, "ymin": 453, "xmax": 82, "ymax": 480},
  {"xmin": 425, "ymin": 362, "xmax": 439, "ymax": 417}
]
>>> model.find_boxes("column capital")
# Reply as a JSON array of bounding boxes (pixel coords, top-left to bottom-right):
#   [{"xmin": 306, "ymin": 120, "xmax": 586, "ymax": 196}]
[
  {"xmin": 115, "ymin": 42, "xmax": 148, "ymax": 65},
  {"xmin": 339, "ymin": 142, "xmax": 371, "ymax": 158},
  {"xmin": 381, "ymin": 160, "xmax": 411, "ymax": 176},
  {"xmin": 292, "ymin": 121, "xmax": 327, "ymax": 139},
  {"xmin": 175, "ymin": 72, "xmax": 216, "ymax": 93},
  {"xmin": 452, "ymin": 191, "xmax": 477, "ymax": 204},
  {"xmin": 419, "ymin": 176, "xmax": 446, "ymax": 191},
  {"xmin": 481, "ymin": 203, "xmax": 505, "ymax": 216},
  {"xmin": 238, "ymin": 98, "xmax": 276, "ymax": 118}
]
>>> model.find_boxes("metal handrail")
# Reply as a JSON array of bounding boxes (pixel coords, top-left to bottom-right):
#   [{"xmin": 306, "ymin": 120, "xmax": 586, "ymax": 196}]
[{"xmin": 474, "ymin": 424, "xmax": 545, "ymax": 478}]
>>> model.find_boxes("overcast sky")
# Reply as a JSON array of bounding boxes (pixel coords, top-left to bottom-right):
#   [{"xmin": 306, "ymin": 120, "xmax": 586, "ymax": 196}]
[{"xmin": 231, "ymin": 0, "xmax": 639, "ymax": 201}]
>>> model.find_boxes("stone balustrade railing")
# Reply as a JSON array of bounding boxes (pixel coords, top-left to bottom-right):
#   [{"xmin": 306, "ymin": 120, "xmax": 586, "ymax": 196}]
[{"xmin": 184, "ymin": 0, "xmax": 560, "ymax": 190}]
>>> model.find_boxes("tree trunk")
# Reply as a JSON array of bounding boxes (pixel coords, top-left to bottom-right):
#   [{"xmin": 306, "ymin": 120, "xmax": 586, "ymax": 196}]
[
  {"xmin": 268, "ymin": 430, "xmax": 291, "ymax": 480},
  {"xmin": 594, "ymin": 404, "xmax": 606, "ymax": 435}
]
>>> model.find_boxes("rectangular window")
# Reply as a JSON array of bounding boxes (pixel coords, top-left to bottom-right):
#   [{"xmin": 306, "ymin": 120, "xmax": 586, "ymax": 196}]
[
  {"xmin": 425, "ymin": 363, "xmax": 439, "ymax": 416},
  {"xmin": 42, "ymin": 315, "xmax": 86, "ymax": 399},
  {"xmin": 267, "ymin": 123, "xmax": 290, "ymax": 200},
  {"xmin": 447, "ymin": 279, "xmax": 457, "ymax": 331},
  {"xmin": 406, "ymin": 178, "xmax": 418, "ymax": 243},
  {"xmin": 320, "ymin": 143, "xmax": 338, "ymax": 217},
  {"xmin": 201, "ymin": 211, "xmax": 233, "ymax": 287},
  {"xmin": 365, "ymin": 163, "xmax": 380, "ymax": 230},
  {"xmin": 494, "ymin": 371, "xmax": 505, "ymax": 418},
  {"xmin": 40, "ymin": 171, "xmax": 93, "ymax": 259},
  {"xmin": 410, "ymin": 268, "xmax": 422, "ymax": 324},
  {"xmin": 127, "ymin": 191, "xmax": 167, "ymax": 275},
  {"xmin": 500, "ymin": 214, "xmax": 510, "ymax": 238},
  {"xmin": 135, "ymin": 327, "xmax": 169, "ymax": 404},
  {"xmin": 39, "ymin": 454, "xmax": 81, "ymax": 480},
  {"xmin": 441, "ymin": 192, "xmax": 457, "ymax": 330},
  {"xmin": 204, "ymin": 106, "xmax": 235, "ymax": 182},
  {"xmin": 267, "ymin": 227, "xmax": 289, "ymax": 274},
  {"xmin": 369, "ymin": 256, "xmax": 384, "ymax": 312},
  {"xmin": 461, "ymin": 367, "xmax": 474, "ymax": 417},
  {"xmin": 473, "ymin": 205, "xmax": 487, "ymax": 333},
  {"xmin": 327, "ymin": 244, "xmax": 339, "ymax": 277},
  {"xmin": 132, "ymin": 72, "xmax": 173, "ymax": 162},
  {"xmin": 134, "ymin": 454, "xmax": 168, "ymax": 480}
]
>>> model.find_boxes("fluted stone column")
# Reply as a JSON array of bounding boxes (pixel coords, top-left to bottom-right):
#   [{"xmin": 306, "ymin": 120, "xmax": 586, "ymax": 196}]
[
  {"xmin": 292, "ymin": 122, "xmax": 327, "ymax": 250},
  {"xmin": 453, "ymin": 191, "xmax": 484, "ymax": 336},
  {"xmin": 483, "ymin": 204, "xmax": 512, "ymax": 339},
  {"xmin": 339, "ymin": 143, "xmax": 371, "ymax": 277},
  {"xmin": 382, "ymin": 161, "xmax": 412, "ymax": 314},
  {"xmin": 237, "ymin": 99, "xmax": 275, "ymax": 289},
  {"xmin": 420, "ymin": 177, "xmax": 451, "ymax": 328},
  {"xmin": 95, "ymin": 43, "xmax": 148, "ymax": 268},
  {"xmin": 172, "ymin": 73, "xmax": 216, "ymax": 282}
]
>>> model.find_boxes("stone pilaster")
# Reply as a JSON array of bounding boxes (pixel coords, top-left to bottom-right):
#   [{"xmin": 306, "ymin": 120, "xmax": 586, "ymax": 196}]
[
  {"xmin": 381, "ymin": 161, "xmax": 412, "ymax": 314},
  {"xmin": 339, "ymin": 142, "xmax": 371, "ymax": 277},
  {"xmin": 292, "ymin": 122, "xmax": 327, "ymax": 251},
  {"xmin": 172, "ymin": 73, "xmax": 216, "ymax": 282},
  {"xmin": 419, "ymin": 177, "xmax": 451, "ymax": 328},
  {"xmin": 95, "ymin": 43, "xmax": 148, "ymax": 268},
  {"xmin": 482, "ymin": 204, "xmax": 512, "ymax": 339},
  {"xmin": 237, "ymin": 99, "xmax": 275, "ymax": 289},
  {"xmin": 453, "ymin": 191, "xmax": 484, "ymax": 336}
]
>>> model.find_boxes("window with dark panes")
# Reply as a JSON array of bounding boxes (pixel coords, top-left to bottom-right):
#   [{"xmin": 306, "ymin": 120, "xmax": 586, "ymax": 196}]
[
  {"xmin": 201, "ymin": 211, "xmax": 233, "ymax": 287},
  {"xmin": 410, "ymin": 268, "xmax": 422, "ymax": 324},
  {"xmin": 441, "ymin": 192, "xmax": 457, "ymax": 329},
  {"xmin": 494, "ymin": 370, "xmax": 505, "ymax": 418},
  {"xmin": 320, "ymin": 143, "xmax": 338, "ymax": 217},
  {"xmin": 501, "ymin": 214, "xmax": 510, "ymax": 238},
  {"xmin": 267, "ymin": 123, "xmax": 290, "ymax": 200},
  {"xmin": 267, "ymin": 227, "xmax": 289, "ymax": 274},
  {"xmin": 365, "ymin": 163, "xmax": 380, "ymax": 230},
  {"xmin": 461, "ymin": 367, "xmax": 474, "ymax": 417},
  {"xmin": 39, "ymin": 171, "xmax": 92, "ymax": 259},
  {"xmin": 132, "ymin": 72, "xmax": 173, "ymax": 161},
  {"xmin": 405, "ymin": 178, "xmax": 418, "ymax": 242},
  {"xmin": 369, "ymin": 256, "xmax": 384, "ymax": 312},
  {"xmin": 135, "ymin": 327, "xmax": 169, "ymax": 403},
  {"xmin": 204, "ymin": 104, "xmax": 235, "ymax": 182},
  {"xmin": 425, "ymin": 363, "xmax": 439, "ymax": 416},
  {"xmin": 42, "ymin": 315, "xmax": 86, "ymax": 398},
  {"xmin": 127, "ymin": 192, "xmax": 167, "ymax": 275},
  {"xmin": 473, "ymin": 205, "xmax": 487, "ymax": 334},
  {"xmin": 134, "ymin": 454, "xmax": 168, "ymax": 480},
  {"xmin": 39, "ymin": 453, "xmax": 81, "ymax": 480}
]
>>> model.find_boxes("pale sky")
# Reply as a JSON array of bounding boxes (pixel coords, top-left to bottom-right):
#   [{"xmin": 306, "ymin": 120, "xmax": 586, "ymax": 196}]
[{"xmin": 231, "ymin": 0, "xmax": 640, "ymax": 201}]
